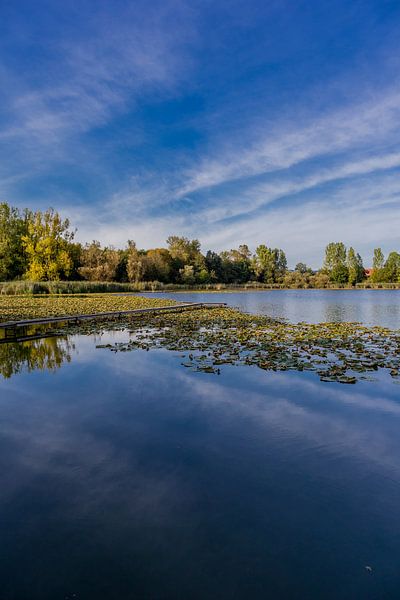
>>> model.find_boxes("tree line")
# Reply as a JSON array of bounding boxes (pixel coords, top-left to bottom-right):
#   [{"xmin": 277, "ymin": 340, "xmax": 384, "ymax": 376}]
[{"xmin": 1, "ymin": 202, "xmax": 399, "ymax": 285}]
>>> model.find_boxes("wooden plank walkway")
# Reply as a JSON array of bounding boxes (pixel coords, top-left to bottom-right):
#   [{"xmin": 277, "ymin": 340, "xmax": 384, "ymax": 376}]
[{"xmin": 0, "ymin": 302, "xmax": 227, "ymax": 332}]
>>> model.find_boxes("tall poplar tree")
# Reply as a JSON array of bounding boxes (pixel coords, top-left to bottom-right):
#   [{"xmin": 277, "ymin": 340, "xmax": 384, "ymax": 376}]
[
  {"xmin": 323, "ymin": 242, "xmax": 348, "ymax": 283},
  {"xmin": 254, "ymin": 245, "xmax": 287, "ymax": 283},
  {"xmin": 371, "ymin": 248, "xmax": 385, "ymax": 282},
  {"xmin": 346, "ymin": 247, "xmax": 364, "ymax": 285}
]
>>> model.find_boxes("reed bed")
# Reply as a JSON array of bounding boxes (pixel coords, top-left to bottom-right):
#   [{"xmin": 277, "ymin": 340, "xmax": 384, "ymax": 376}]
[{"xmin": 1, "ymin": 279, "xmax": 399, "ymax": 295}]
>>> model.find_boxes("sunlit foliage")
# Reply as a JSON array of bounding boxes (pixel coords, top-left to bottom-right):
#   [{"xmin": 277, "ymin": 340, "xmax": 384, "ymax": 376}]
[
  {"xmin": 22, "ymin": 208, "xmax": 74, "ymax": 281},
  {"xmin": 0, "ymin": 201, "xmax": 399, "ymax": 287}
]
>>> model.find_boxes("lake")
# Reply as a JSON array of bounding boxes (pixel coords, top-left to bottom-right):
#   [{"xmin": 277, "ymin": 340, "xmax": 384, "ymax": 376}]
[
  {"xmin": 1, "ymin": 290, "xmax": 400, "ymax": 598},
  {"xmin": 141, "ymin": 288, "xmax": 400, "ymax": 328}
]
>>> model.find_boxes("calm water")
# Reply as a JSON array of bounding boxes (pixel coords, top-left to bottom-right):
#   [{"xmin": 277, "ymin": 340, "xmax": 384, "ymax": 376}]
[
  {"xmin": 1, "ymin": 292, "xmax": 400, "ymax": 598},
  {"xmin": 142, "ymin": 289, "xmax": 400, "ymax": 328}
]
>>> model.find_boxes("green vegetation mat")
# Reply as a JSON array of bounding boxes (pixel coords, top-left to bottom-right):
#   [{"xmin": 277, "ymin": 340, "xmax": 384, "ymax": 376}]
[
  {"xmin": 1, "ymin": 298, "xmax": 399, "ymax": 384},
  {"xmin": 76, "ymin": 307, "xmax": 399, "ymax": 384},
  {"xmin": 0, "ymin": 294, "xmax": 177, "ymax": 322}
]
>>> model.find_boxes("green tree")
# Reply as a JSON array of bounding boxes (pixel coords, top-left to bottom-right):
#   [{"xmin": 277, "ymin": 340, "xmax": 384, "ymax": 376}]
[
  {"xmin": 311, "ymin": 271, "xmax": 330, "ymax": 288},
  {"xmin": 331, "ymin": 264, "xmax": 349, "ymax": 284},
  {"xmin": 66, "ymin": 242, "xmax": 84, "ymax": 280},
  {"xmin": 254, "ymin": 245, "xmax": 287, "ymax": 283},
  {"xmin": 166, "ymin": 236, "xmax": 206, "ymax": 282},
  {"xmin": 0, "ymin": 203, "xmax": 28, "ymax": 280},
  {"xmin": 126, "ymin": 241, "xmax": 143, "ymax": 282},
  {"xmin": 179, "ymin": 264, "xmax": 195, "ymax": 284},
  {"xmin": 205, "ymin": 251, "xmax": 224, "ymax": 281},
  {"xmin": 166, "ymin": 236, "xmax": 202, "ymax": 264},
  {"xmin": 197, "ymin": 268, "xmax": 210, "ymax": 283},
  {"xmin": 219, "ymin": 244, "xmax": 253, "ymax": 283},
  {"xmin": 324, "ymin": 242, "xmax": 347, "ymax": 271},
  {"xmin": 141, "ymin": 248, "xmax": 172, "ymax": 282},
  {"xmin": 229, "ymin": 244, "xmax": 253, "ymax": 282},
  {"xmin": 323, "ymin": 242, "xmax": 348, "ymax": 283},
  {"xmin": 283, "ymin": 270, "xmax": 309, "ymax": 288},
  {"xmin": 384, "ymin": 251, "xmax": 400, "ymax": 282},
  {"xmin": 22, "ymin": 208, "xmax": 74, "ymax": 280},
  {"xmin": 371, "ymin": 248, "xmax": 385, "ymax": 282},
  {"xmin": 295, "ymin": 262, "xmax": 311, "ymax": 275},
  {"xmin": 346, "ymin": 247, "xmax": 364, "ymax": 285},
  {"xmin": 373, "ymin": 247, "xmax": 384, "ymax": 270}
]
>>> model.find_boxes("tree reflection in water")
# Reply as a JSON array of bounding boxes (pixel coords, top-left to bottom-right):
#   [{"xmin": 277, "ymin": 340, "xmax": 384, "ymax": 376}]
[{"xmin": 0, "ymin": 336, "xmax": 74, "ymax": 378}]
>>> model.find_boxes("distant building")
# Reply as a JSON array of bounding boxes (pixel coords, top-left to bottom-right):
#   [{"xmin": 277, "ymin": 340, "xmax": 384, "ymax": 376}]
[{"xmin": 364, "ymin": 268, "xmax": 374, "ymax": 278}]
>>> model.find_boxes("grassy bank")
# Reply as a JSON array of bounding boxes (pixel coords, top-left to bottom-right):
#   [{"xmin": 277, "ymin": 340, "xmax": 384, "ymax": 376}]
[
  {"xmin": 1, "ymin": 280, "xmax": 400, "ymax": 295},
  {"xmin": 0, "ymin": 294, "xmax": 177, "ymax": 323}
]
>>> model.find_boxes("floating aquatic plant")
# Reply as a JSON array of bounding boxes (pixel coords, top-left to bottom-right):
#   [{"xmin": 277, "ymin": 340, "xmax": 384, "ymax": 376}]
[
  {"xmin": 0, "ymin": 294, "xmax": 177, "ymax": 323},
  {"xmin": 89, "ymin": 307, "xmax": 400, "ymax": 384},
  {"xmin": 2, "ymin": 297, "xmax": 399, "ymax": 384}
]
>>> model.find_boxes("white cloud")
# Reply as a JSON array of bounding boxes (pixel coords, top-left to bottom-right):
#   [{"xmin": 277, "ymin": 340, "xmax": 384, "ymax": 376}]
[
  {"xmin": 1, "ymin": 4, "xmax": 400, "ymax": 265},
  {"xmin": 179, "ymin": 88, "xmax": 400, "ymax": 195},
  {"xmin": 181, "ymin": 371, "xmax": 400, "ymax": 478},
  {"xmin": 63, "ymin": 152, "xmax": 400, "ymax": 262},
  {"xmin": 198, "ymin": 173, "xmax": 400, "ymax": 267},
  {"xmin": 189, "ymin": 151, "xmax": 400, "ymax": 224},
  {"xmin": 0, "ymin": 3, "xmax": 193, "ymax": 158}
]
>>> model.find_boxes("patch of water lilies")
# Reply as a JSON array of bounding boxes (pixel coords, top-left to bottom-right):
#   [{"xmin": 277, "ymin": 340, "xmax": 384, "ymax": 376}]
[
  {"xmin": 0, "ymin": 294, "xmax": 177, "ymax": 323},
  {"xmin": 62, "ymin": 307, "xmax": 400, "ymax": 384}
]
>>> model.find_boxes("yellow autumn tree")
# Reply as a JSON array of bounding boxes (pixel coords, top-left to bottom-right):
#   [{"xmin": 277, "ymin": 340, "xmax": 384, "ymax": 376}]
[{"xmin": 22, "ymin": 208, "xmax": 74, "ymax": 280}]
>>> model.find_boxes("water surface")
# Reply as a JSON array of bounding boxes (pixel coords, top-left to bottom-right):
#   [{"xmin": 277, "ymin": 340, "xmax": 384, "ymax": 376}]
[
  {"xmin": 1, "ymin": 329, "xmax": 400, "ymax": 598},
  {"xmin": 142, "ymin": 289, "xmax": 400, "ymax": 328}
]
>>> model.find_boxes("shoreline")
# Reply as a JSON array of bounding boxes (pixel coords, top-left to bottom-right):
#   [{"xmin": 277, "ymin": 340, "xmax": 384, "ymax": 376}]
[
  {"xmin": 1, "ymin": 282, "xmax": 399, "ymax": 296},
  {"xmin": 140, "ymin": 286, "xmax": 400, "ymax": 293}
]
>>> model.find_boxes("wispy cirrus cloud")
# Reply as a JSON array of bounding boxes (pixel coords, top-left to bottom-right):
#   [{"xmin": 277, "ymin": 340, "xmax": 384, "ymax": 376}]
[
  {"xmin": 197, "ymin": 172, "xmax": 400, "ymax": 267},
  {"xmin": 1, "ymin": 0, "xmax": 400, "ymax": 264},
  {"xmin": 0, "ymin": 1, "xmax": 194, "ymax": 170},
  {"xmin": 79, "ymin": 84, "xmax": 400, "ymax": 257},
  {"xmin": 67, "ymin": 91, "xmax": 400, "ymax": 260},
  {"xmin": 190, "ymin": 149, "xmax": 400, "ymax": 224},
  {"xmin": 179, "ymin": 88, "xmax": 400, "ymax": 196}
]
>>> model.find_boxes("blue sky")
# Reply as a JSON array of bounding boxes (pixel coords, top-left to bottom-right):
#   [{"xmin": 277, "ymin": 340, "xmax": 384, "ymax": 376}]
[{"xmin": 1, "ymin": 0, "xmax": 400, "ymax": 267}]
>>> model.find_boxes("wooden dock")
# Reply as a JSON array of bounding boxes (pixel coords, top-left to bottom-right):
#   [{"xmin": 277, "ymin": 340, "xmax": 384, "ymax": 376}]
[{"xmin": 0, "ymin": 302, "xmax": 227, "ymax": 340}]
